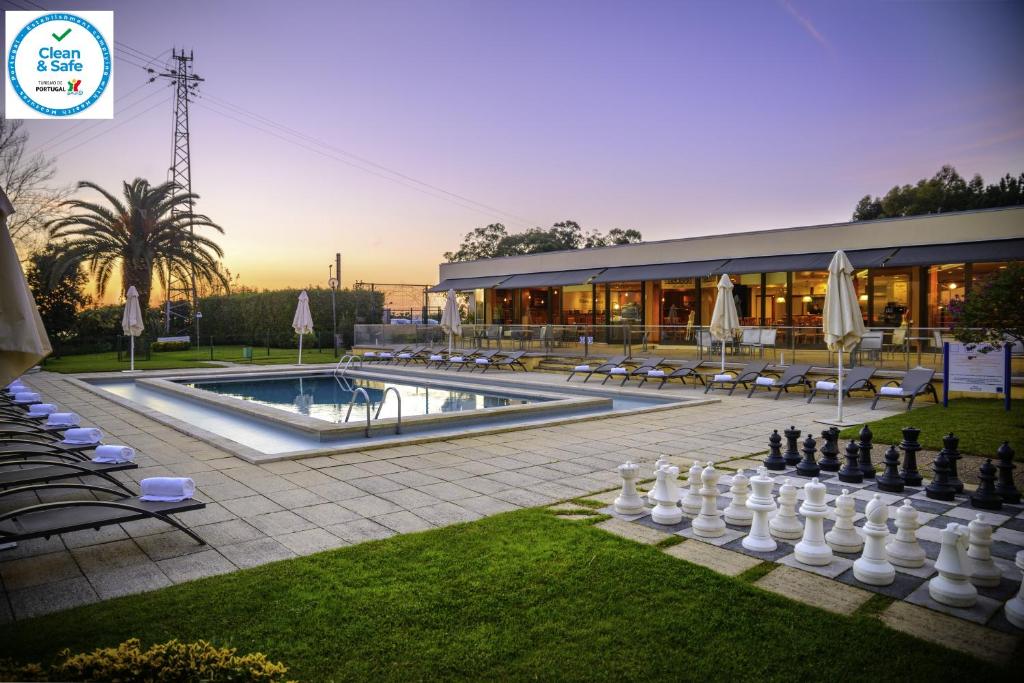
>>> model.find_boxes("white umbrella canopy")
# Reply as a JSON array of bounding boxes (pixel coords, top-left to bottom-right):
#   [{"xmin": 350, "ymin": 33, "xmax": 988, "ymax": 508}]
[
  {"xmin": 292, "ymin": 290, "xmax": 314, "ymax": 364},
  {"xmin": 823, "ymin": 250, "xmax": 867, "ymax": 423},
  {"xmin": 121, "ymin": 285, "xmax": 144, "ymax": 371},
  {"xmin": 709, "ymin": 274, "xmax": 741, "ymax": 371},
  {"xmin": 0, "ymin": 190, "xmax": 51, "ymax": 386},
  {"xmin": 440, "ymin": 289, "xmax": 462, "ymax": 354}
]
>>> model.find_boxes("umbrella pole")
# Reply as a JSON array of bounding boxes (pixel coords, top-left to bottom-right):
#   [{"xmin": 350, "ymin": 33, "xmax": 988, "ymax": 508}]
[
  {"xmin": 448, "ymin": 331, "xmax": 453, "ymax": 355},
  {"xmin": 130, "ymin": 336, "xmax": 135, "ymax": 372},
  {"xmin": 837, "ymin": 349, "xmax": 844, "ymax": 423},
  {"xmin": 721, "ymin": 342, "xmax": 725, "ymax": 373},
  {"xmin": 298, "ymin": 334, "xmax": 303, "ymax": 365}
]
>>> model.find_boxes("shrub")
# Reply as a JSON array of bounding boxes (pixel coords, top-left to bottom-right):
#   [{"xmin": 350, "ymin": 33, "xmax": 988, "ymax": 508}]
[
  {"xmin": 151, "ymin": 340, "xmax": 191, "ymax": 352},
  {"xmin": 0, "ymin": 638, "xmax": 292, "ymax": 682}
]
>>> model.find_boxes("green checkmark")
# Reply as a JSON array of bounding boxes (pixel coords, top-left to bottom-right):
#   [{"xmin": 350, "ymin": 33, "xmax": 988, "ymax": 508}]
[{"xmin": 52, "ymin": 28, "xmax": 71, "ymax": 41}]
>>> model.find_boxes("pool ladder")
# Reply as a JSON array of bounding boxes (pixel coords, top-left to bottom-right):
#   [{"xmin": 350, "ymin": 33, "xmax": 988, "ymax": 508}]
[
  {"xmin": 344, "ymin": 386, "xmax": 402, "ymax": 438},
  {"xmin": 333, "ymin": 354, "xmax": 363, "ymax": 379}
]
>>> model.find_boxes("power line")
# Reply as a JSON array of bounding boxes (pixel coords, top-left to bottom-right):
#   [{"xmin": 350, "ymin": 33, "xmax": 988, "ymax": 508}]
[{"xmin": 47, "ymin": 94, "xmax": 172, "ymax": 160}]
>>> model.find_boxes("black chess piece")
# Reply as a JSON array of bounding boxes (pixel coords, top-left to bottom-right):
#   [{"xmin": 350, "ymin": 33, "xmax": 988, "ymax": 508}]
[
  {"xmin": 783, "ymin": 426, "xmax": 801, "ymax": 467},
  {"xmin": 818, "ymin": 428, "xmax": 841, "ymax": 472},
  {"xmin": 838, "ymin": 440, "xmax": 864, "ymax": 484},
  {"xmin": 925, "ymin": 447, "xmax": 956, "ymax": 502},
  {"xmin": 796, "ymin": 434, "xmax": 820, "ymax": 477},
  {"xmin": 764, "ymin": 430, "xmax": 786, "ymax": 470},
  {"xmin": 876, "ymin": 445, "xmax": 905, "ymax": 492},
  {"xmin": 857, "ymin": 425, "xmax": 875, "ymax": 479},
  {"xmin": 943, "ymin": 433, "xmax": 963, "ymax": 494},
  {"xmin": 899, "ymin": 427, "xmax": 923, "ymax": 487},
  {"xmin": 994, "ymin": 442, "xmax": 1020, "ymax": 504},
  {"xmin": 970, "ymin": 459, "xmax": 1003, "ymax": 510}
]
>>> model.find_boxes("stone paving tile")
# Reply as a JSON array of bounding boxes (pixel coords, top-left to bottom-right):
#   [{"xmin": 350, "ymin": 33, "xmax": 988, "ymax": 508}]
[
  {"xmin": 191, "ymin": 519, "xmax": 265, "ymax": 546},
  {"xmin": 0, "ymin": 551, "xmax": 82, "ymax": 590},
  {"xmin": 135, "ymin": 530, "xmax": 210, "ymax": 562},
  {"xmin": 755, "ymin": 565, "xmax": 872, "ymax": 615},
  {"xmin": 374, "ymin": 510, "xmax": 436, "ymax": 534},
  {"xmin": 491, "ymin": 488, "xmax": 554, "ymax": 508},
  {"xmin": 247, "ymin": 510, "xmax": 319, "ymax": 536},
  {"xmin": 459, "ymin": 495, "xmax": 521, "ymax": 516},
  {"xmin": 307, "ymin": 481, "xmax": 365, "ymax": 501},
  {"xmin": 88, "ymin": 563, "xmax": 172, "ymax": 600},
  {"xmin": 263, "ymin": 487, "xmax": 328, "ymax": 509},
  {"xmin": 294, "ymin": 502, "xmax": 362, "ymax": 527},
  {"xmin": 414, "ymin": 502, "xmax": 483, "ymax": 526},
  {"xmin": 596, "ymin": 518, "xmax": 671, "ymax": 545},
  {"xmin": 377, "ymin": 488, "xmax": 444, "ymax": 510},
  {"xmin": 879, "ymin": 601, "xmax": 1018, "ymax": 665},
  {"xmin": 61, "ymin": 525, "xmax": 129, "ymax": 548},
  {"xmin": 158, "ymin": 549, "xmax": 237, "ymax": 583},
  {"xmin": 218, "ymin": 538, "xmax": 297, "ymax": 569},
  {"xmin": 274, "ymin": 528, "xmax": 349, "ymax": 555},
  {"xmin": 348, "ymin": 475, "xmax": 407, "ymax": 494},
  {"xmin": 337, "ymin": 495, "xmax": 405, "ymax": 517},
  {"xmin": 220, "ymin": 495, "xmax": 284, "ymax": 518},
  {"xmin": 416, "ymin": 481, "xmax": 481, "ymax": 502},
  {"xmin": 8, "ymin": 576, "xmax": 99, "ymax": 619},
  {"xmin": 71, "ymin": 539, "xmax": 150, "ymax": 573},
  {"xmin": 664, "ymin": 541, "xmax": 762, "ymax": 577},
  {"xmin": 328, "ymin": 518, "xmax": 396, "ymax": 544}
]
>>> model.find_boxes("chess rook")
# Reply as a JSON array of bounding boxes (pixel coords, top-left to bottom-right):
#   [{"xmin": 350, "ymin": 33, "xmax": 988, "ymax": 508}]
[
  {"xmin": 769, "ymin": 478, "xmax": 803, "ymax": 540},
  {"xmin": 794, "ymin": 478, "xmax": 833, "ymax": 566},
  {"xmin": 692, "ymin": 462, "xmax": 726, "ymax": 538},
  {"xmin": 614, "ymin": 461, "xmax": 647, "ymax": 515},
  {"xmin": 742, "ymin": 467, "xmax": 778, "ymax": 552},
  {"xmin": 929, "ymin": 522, "xmax": 978, "ymax": 608},
  {"xmin": 724, "ymin": 469, "xmax": 753, "ymax": 526},
  {"xmin": 783, "ymin": 426, "xmax": 802, "ymax": 467},
  {"xmin": 853, "ymin": 493, "xmax": 895, "ymax": 586},
  {"xmin": 825, "ymin": 489, "xmax": 863, "ymax": 554},
  {"xmin": 886, "ymin": 500, "xmax": 925, "ymax": 568}
]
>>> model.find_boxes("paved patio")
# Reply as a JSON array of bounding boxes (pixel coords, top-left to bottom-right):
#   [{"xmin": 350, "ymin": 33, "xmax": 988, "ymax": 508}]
[{"xmin": 1, "ymin": 367, "xmax": 909, "ymax": 620}]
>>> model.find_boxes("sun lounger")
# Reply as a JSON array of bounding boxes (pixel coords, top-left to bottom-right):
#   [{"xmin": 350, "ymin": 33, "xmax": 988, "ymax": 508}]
[
  {"xmin": 703, "ymin": 361, "xmax": 770, "ymax": 395},
  {"xmin": 806, "ymin": 366, "xmax": 878, "ymax": 404},
  {"xmin": 395, "ymin": 345, "xmax": 427, "ymax": 364},
  {"xmin": 446, "ymin": 348, "xmax": 489, "ymax": 371},
  {"xmin": 478, "ymin": 351, "xmax": 528, "ymax": 372},
  {"xmin": 618, "ymin": 358, "xmax": 669, "ymax": 385},
  {"xmin": 639, "ymin": 360, "xmax": 705, "ymax": 389},
  {"xmin": 0, "ymin": 455, "xmax": 137, "ymax": 494},
  {"xmin": 0, "ymin": 436, "xmax": 97, "ymax": 460},
  {"xmin": 745, "ymin": 364, "xmax": 812, "ymax": 399},
  {"xmin": 566, "ymin": 355, "xmax": 629, "ymax": 382},
  {"xmin": 599, "ymin": 358, "xmax": 644, "ymax": 385},
  {"xmin": 870, "ymin": 367, "xmax": 938, "ymax": 411}
]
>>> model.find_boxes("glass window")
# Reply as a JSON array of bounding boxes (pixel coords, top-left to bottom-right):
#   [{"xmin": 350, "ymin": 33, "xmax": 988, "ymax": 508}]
[
  {"xmin": 492, "ymin": 289, "xmax": 515, "ymax": 324},
  {"xmin": 928, "ymin": 264, "xmax": 965, "ymax": 330},
  {"xmin": 872, "ymin": 268, "xmax": 914, "ymax": 327},
  {"xmin": 609, "ymin": 281, "xmax": 643, "ymax": 324},
  {"xmin": 699, "ymin": 276, "xmax": 717, "ymax": 329},
  {"xmin": 594, "ymin": 285, "xmax": 607, "ymax": 327},
  {"xmin": 660, "ymin": 278, "xmax": 698, "ymax": 341},
  {"xmin": 735, "ymin": 273, "xmax": 760, "ymax": 325},
  {"xmin": 520, "ymin": 288, "xmax": 549, "ymax": 325},
  {"xmin": 561, "ymin": 285, "xmax": 593, "ymax": 326},
  {"xmin": 764, "ymin": 271, "xmax": 788, "ymax": 326}
]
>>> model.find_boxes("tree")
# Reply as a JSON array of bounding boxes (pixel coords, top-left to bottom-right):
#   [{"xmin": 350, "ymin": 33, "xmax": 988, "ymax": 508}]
[
  {"xmin": 853, "ymin": 165, "xmax": 1024, "ymax": 220},
  {"xmin": 47, "ymin": 178, "xmax": 229, "ymax": 309},
  {"xmin": 442, "ymin": 223, "xmax": 508, "ymax": 262},
  {"xmin": 444, "ymin": 221, "xmax": 643, "ymax": 262},
  {"xmin": 0, "ymin": 116, "xmax": 70, "ymax": 253},
  {"xmin": 951, "ymin": 262, "xmax": 1024, "ymax": 348},
  {"xmin": 25, "ymin": 245, "xmax": 91, "ymax": 344}
]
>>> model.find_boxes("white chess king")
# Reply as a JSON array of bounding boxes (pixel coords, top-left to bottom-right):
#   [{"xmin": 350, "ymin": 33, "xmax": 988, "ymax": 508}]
[{"xmin": 742, "ymin": 467, "xmax": 777, "ymax": 552}]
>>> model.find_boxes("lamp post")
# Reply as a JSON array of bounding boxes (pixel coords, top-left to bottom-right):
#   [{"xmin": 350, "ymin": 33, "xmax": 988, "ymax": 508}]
[{"xmin": 329, "ymin": 256, "xmax": 339, "ymax": 357}]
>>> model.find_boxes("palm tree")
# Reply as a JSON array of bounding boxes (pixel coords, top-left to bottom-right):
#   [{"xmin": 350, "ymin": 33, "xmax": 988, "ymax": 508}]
[{"xmin": 47, "ymin": 178, "xmax": 228, "ymax": 309}]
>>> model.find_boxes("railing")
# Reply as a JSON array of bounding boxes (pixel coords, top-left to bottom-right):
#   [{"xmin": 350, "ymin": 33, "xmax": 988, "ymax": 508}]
[
  {"xmin": 374, "ymin": 387, "xmax": 402, "ymax": 435},
  {"xmin": 344, "ymin": 387, "xmax": 373, "ymax": 438},
  {"xmin": 333, "ymin": 354, "xmax": 362, "ymax": 378}
]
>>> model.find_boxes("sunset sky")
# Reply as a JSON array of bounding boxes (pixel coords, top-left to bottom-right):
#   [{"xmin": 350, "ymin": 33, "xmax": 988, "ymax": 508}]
[{"xmin": 5, "ymin": 0, "xmax": 1024, "ymax": 302}]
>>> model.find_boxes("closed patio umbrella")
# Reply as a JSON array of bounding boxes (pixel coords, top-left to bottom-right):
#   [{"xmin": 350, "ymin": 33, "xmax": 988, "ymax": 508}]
[
  {"xmin": 440, "ymin": 289, "xmax": 462, "ymax": 355},
  {"xmin": 709, "ymin": 274, "xmax": 741, "ymax": 372},
  {"xmin": 121, "ymin": 285, "xmax": 144, "ymax": 372},
  {"xmin": 292, "ymin": 290, "xmax": 314, "ymax": 365},
  {"xmin": 823, "ymin": 250, "xmax": 867, "ymax": 424},
  {"xmin": 0, "ymin": 189, "xmax": 51, "ymax": 386}
]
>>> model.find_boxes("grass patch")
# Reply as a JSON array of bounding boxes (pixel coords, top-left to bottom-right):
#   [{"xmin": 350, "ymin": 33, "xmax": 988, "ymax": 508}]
[
  {"xmin": 839, "ymin": 398, "xmax": 1023, "ymax": 460},
  {"xmin": 0, "ymin": 509, "xmax": 1012, "ymax": 681},
  {"xmin": 569, "ymin": 497, "xmax": 606, "ymax": 509},
  {"xmin": 655, "ymin": 535, "xmax": 685, "ymax": 549},
  {"xmin": 735, "ymin": 561, "xmax": 778, "ymax": 583},
  {"xmin": 854, "ymin": 593, "xmax": 895, "ymax": 618},
  {"xmin": 40, "ymin": 346, "xmax": 342, "ymax": 374}
]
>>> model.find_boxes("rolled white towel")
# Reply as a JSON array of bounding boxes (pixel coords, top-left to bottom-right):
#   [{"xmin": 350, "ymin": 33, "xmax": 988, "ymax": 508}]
[
  {"xmin": 815, "ymin": 380, "xmax": 837, "ymax": 391},
  {"xmin": 475, "ymin": 358, "xmax": 490, "ymax": 365},
  {"xmin": 398, "ymin": 353, "xmax": 413, "ymax": 359},
  {"xmin": 46, "ymin": 412, "xmax": 81, "ymax": 427},
  {"xmin": 449, "ymin": 356, "xmax": 465, "ymax": 363},
  {"xmin": 573, "ymin": 364, "xmax": 591, "ymax": 372},
  {"xmin": 754, "ymin": 376, "xmax": 776, "ymax": 386},
  {"xmin": 92, "ymin": 445, "xmax": 136, "ymax": 464},
  {"xmin": 379, "ymin": 352, "xmax": 394, "ymax": 358},
  {"xmin": 647, "ymin": 369, "xmax": 666, "ymax": 377},
  {"xmin": 6, "ymin": 382, "xmax": 27, "ymax": 393},
  {"xmin": 363, "ymin": 351, "xmax": 378, "ymax": 357},
  {"xmin": 27, "ymin": 403, "xmax": 57, "ymax": 417},
  {"xmin": 61, "ymin": 427, "xmax": 102, "ymax": 445},
  {"xmin": 879, "ymin": 386, "xmax": 905, "ymax": 397},
  {"xmin": 13, "ymin": 391, "xmax": 40, "ymax": 404},
  {"xmin": 429, "ymin": 354, "xmax": 444, "ymax": 361},
  {"xmin": 713, "ymin": 374, "xmax": 733, "ymax": 382},
  {"xmin": 140, "ymin": 477, "xmax": 195, "ymax": 502},
  {"xmin": 609, "ymin": 367, "xmax": 628, "ymax": 375}
]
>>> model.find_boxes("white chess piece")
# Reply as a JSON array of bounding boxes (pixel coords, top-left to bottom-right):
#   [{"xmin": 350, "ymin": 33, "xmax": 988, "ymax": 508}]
[
  {"xmin": 651, "ymin": 465, "xmax": 683, "ymax": 525},
  {"xmin": 614, "ymin": 461, "xmax": 646, "ymax": 515},
  {"xmin": 769, "ymin": 478, "xmax": 803, "ymax": 540},
  {"xmin": 743, "ymin": 467, "xmax": 777, "ymax": 552},
  {"xmin": 853, "ymin": 493, "xmax": 895, "ymax": 586},
  {"xmin": 646, "ymin": 456, "xmax": 668, "ymax": 504},
  {"xmin": 886, "ymin": 500, "xmax": 926, "ymax": 568},
  {"xmin": 724, "ymin": 469, "xmax": 752, "ymax": 526},
  {"xmin": 966, "ymin": 514, "xmax": 1001, "ymax": 588},
  {"xmin": 681, "ymin": 460, "xmax": 703, "ymax": 516},
  {"xmin": 929, "ymin": 522, "xmax": 977, "ymax": 607},
  {"xmin": 795, "ymin": 478, "xmax": 833, "ymax": 566},
  {"xmin": 1005, "ymin": 550, "xmax": 1024, "ymax": 629},
  {"xmin": 692, "ymin": 462, "xmax": 726, "ymax": 538},
  {"xmin": 825, "ymin": 489, "xmax": 862, "ymax": 554}
]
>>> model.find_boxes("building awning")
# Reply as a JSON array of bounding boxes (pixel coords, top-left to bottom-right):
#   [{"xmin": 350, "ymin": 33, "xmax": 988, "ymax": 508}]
[
  {"xmin": 496, "ymin": 268, "xmax": 606, "ymax": 289},
  {"xmin": 714, "ymin": 248, "xmax": 896, "ymax": 274},
  {"xmin": 428, "ymin": 275, "xmax": 510, "ymax": 293},
  {"xmin": 592, "ymin": 259, "xmax": 728, "ymax": 283},
  {"xmin": 882, "ymin": 239, "xmax": 1024, "ymax": 268}
]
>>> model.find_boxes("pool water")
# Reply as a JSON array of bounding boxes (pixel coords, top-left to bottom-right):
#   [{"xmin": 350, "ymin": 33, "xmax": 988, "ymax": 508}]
[{"xmin": 182, "ymin": 375, "xmax": 540, "ymax": 423}]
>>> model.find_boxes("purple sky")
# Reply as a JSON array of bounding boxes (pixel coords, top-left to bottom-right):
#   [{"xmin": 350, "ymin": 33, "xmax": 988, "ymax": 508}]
[{"xmin": 6, "ymin": 0, "xmax": 1024, "ymax": 298}]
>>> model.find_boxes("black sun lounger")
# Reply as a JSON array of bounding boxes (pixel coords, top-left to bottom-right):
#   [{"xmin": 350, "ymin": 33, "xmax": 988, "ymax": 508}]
[
  {"xmin": 0, "ymin": 436, "xmax": 96, "ymax": 460},
  {"xmin": 0, "ymin": 457, "xmax": 137, "ymax": 494},
  {"xmin": 478, "ymin": 351, "xmax": 528, "ymax": 372},
  {"xmin": 806, "ymin": 366, "xmax": 878, "ymax": 404},
  {"xmin": 618, "ymin": 358, "xmax": 669, "ymax": 386},
  {"xmin": 703, "ymin": 361, "xmax": 770, "ymax": 395},
  {"xmin": 745, "ymin": 364, "xmax": 812, "ymax": 399},
  {"xmin": 871, "ymin": 367, "xmax": 939, "ymax": 411},
  {"xmin": 566, "ymin": 355, "xmax": 629, "ymax": 382},
  {"xmin": 638, "ymin": 360, "xmax": 705, "ymax": 388}
]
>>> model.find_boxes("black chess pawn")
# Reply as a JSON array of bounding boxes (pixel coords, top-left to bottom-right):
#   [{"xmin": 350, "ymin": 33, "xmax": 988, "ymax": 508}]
[
  {"xmin": 876, "ymin": 445, "xmax": 905, "ymax": 492},
  {"xmin": 764, "ymin": 430, "xmax": 786, "ymax": 470},
  {"xmin": 783, "ymin": 426, "xmax": 801, "ymax": 467},
  {"xmin": 942, "ymin": 432, "xmax": 963, "ymax": 494},
  {"xmin": 857, "ymin": 425, "xmax": 875, "ymax": 479},
  {"xmin": 838, "ymin": 440, "xmax": 864, "ymax": 484},
  {"xmin": 970, "ymin": 459, "xmax": 1003, "ymax": 510},
  {"xmin": 796, "ymin": 434, "xmax": 820, "ymax": 477},
  {"xmin": 899, "ymin": 426, "xmax": 923, "ymax": 487},
  {"xmin": 994, "ymin": 442, "xmax": 1020, "ymax": 504},
  {"xmin": 818, "ymin": 428, "xmax": 841, "ymax": 472},
  {"xmin": 925, "ymin": 447, "xmax": 956, "ymax": 502}
]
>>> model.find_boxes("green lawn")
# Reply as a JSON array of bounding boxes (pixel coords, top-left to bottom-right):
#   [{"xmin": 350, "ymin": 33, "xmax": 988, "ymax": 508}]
[
  {"xmin": 40, "ymin": 346, "xmax": 342, "ymax": 374},
  {"xmin": 839, "ymin": 398, "xmax": 1023, "ymax": 460},
  {"xmin": 0, "ymin": 510, "xmax": 1014, "ymax": 681}
]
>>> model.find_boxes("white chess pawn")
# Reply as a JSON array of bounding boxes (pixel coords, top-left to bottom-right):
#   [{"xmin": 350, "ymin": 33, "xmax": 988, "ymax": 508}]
[
  {"xmin": 853, "ymin": 493, "xmax": 895, "ymax": 586},
  {"xmin": 681, "ymin": 460, "xmax": 703, "ymax": 516},
  {"xmin": 724, "ymin": 469, "xmax": 752, "ymax": 526},
  {"xmin": 692, "ymin": 461, "xmax": 726, "ymax": 538},
  {"xmin": 929, "ymin": 522, "xmax": 978, "ymax": 607},
  {"xmin": 769, "ymin": 478, "xmax": 803, "ymax": 540},
  {"xmin": 743, "ymin": 467, "xmax": 777, "ymax": 552},
  {"xmin": 825, "ymin": 489, "xmax": 863, "ymax": 554},
  {"xmin": 614, "ymin": 461, "xmax": 646, "ymax": 515},
  {"xmin": 651, "ymin": 465, "xmax": 683, "ymax": 525},
  {"xmin": 646, "ymin": 456, "xmax": 668, "ymax": 504},
  {"xmin": 886, "ymin": 500, "xmax": 926, "ymax": 568},
  {"xmin": 795, "ymin": 478, "xmax": 833, "ymax": 566},
  {"xmin": 1005, "ymin": 550, "xmax": 1024, "ymax": 629},
  {"xmin": 967, "ymin": 514, "xmax": 1001, "ymax": 588}
]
